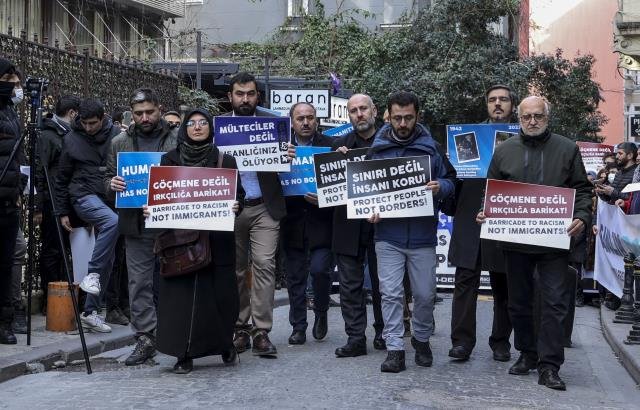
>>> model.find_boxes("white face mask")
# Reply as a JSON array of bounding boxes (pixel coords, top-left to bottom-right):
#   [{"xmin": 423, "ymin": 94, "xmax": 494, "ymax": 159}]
[
  {"xmin": 11, "ymin": 87, "xmax": 23, "ymax": 105},
  {"xmin": 608, "ymin": 173, "xmax": 616, "ymax": 184}
]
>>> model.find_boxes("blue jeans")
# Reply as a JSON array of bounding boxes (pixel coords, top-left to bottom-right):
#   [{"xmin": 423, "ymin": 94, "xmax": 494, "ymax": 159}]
[
  {"xmin": 375, "ymin": 241, "xmax": 437, "ymax": 351},
  {"xmin": 73, "ymin": 195, "xmax": 119, "ymax": 313}
]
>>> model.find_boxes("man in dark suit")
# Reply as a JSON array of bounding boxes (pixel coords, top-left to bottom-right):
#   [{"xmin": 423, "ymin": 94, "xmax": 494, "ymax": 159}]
[
  {"xmin": 447, "ymin": 85, "xmax": 516, "ymax": 362},
  {"xmin": 333, "ymin": 94, "xmax": 385, "ymax": 357},
  {"xmin": 282, "ymin": 102, "xmax": 334, "ymax": 345},
  {"xmin": 224, "ymin": 72, "xmax": 291, "ymax": 357}
]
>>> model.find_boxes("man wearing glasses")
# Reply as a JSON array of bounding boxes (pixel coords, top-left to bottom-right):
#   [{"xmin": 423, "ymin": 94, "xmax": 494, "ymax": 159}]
[
  {"xmin": 477, "ymin": 96, "xmax": 592, "ymax": 390},
  {"xmin": 448, "ymin": 85, "xmax": 515, "ymax": 363},
  {"xmin": 106, "ymin": 88, "xmax": 178, "ymax": 365}
]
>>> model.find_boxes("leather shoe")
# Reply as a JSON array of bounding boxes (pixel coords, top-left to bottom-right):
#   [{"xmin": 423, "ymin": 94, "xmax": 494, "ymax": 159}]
[
  {"xmin": 335, "ymin": 342, "xmax": 367, "ymax": 358},
  {"xmin": 492, "ymin": 345, "xmax": 511, "ymax": 362},
  {"xmin": 233, "ymin": 330, "xmax": 251, "ymax": 353},
  {"xmin": 221, "ymin": 347, "xmax": 238, "ymax": 366},
  {"xmin": 173, "ymin": 357, "xmax": 193, "ymax": 374},
  {"xmin": 252, "ymin": 331, "xmax": 277, "ymax": 357},
  {"xmin": 509, "ymin": 353, "xmax": 538, "ymax": 375},
  {"xmin": 373, "ymin": 332, "xmax": 386, "ymax": 350},
  {"xmin": 538, "ymin": 368, "xmax": 566, "ymax": 391},
  {"xmin": 380, "ymin": 350, "xmax": 406, "ymax": 373},
  {"xmin": 448, "ymin": 345, "xmax": 471, "ymax": 361},
  {"xmin": 312, "ymin": 312, "xmax": 328, "ymax": 340},
  {"xmin": 288, "ymin": 329, "xmax": 306, "ymax": 345}
]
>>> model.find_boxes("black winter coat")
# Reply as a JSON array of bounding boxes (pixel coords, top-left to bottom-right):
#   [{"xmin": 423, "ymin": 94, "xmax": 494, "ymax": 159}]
[
  {"xmin": 54, "ymin": 117, "xmax": 119, "ymax": 215},
  {"xmin": 281, "ymin": 132, "xmax": 334, "ymax": 250},
  {"xmin": 0, "ymin": 104, "xmax": 23, "ymax": 203},
  {"xmin": 156, "ymin": 146, "xmax": 243, "ymax": 359},
  {"xmin": 35, "ymin": 117, "xmax": 71, "ymax": 204}
]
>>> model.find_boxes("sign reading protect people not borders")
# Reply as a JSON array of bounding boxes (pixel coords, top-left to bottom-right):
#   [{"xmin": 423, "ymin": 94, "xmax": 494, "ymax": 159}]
[
  {"xmin": 116, "ymin": 152, "xmax": 164, "ymax": 208},
  {"xmin": 314, "ymin": 148, "xmax": 368, "ymax": 207},
  {"xmin": 480, "ymin": 179, "xmax": 575, "ymax": 249},
  {"xmin": 145, "ymin": 166, "xmax": 237, "ymax": 231},
  {"xmin": 214, "ymin": 116, "xmax": 291, "ymax": 172},
  {"xmin": 346, "ymin": 156, "xmax": 433, "ymax": 219}
]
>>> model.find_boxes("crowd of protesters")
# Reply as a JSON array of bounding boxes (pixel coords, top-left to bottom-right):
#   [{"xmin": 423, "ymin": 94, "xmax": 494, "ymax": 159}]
[{"xmin": 0, "ymin": 57, "xmax": 622, "ymax": 391}]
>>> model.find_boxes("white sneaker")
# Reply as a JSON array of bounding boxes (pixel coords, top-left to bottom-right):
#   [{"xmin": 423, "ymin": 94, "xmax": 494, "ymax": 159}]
[
  {"xmin": 80, "ymin": 272, "xmax": 101, "ymax": 295},
  {"xmin": 81, "ymin": 311, "xmax": 111, "ymax": 333}
]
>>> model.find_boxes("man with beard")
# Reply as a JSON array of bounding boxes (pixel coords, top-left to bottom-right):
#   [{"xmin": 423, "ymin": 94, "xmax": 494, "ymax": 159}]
[
  {"xmin": 333, "ymin": 94, "xmax": 385, "ymax": 357},
  {"xmin": 282, "ymin": 102, "xmax": 334, "ymax": 345},
  {"xmin": 448, "ymin": 85, "xmax": 515, "ymax": 362},
  {"xmin": 477, "ymin": 96, "xmax": 592, "ymax": 390},
  {"xmin": 55, "ymin": 98, "xmax": 120, "ymax": 333},
  {"xmin": 368, "ymin": 91, "xmax": 456, "ymax": 373},
  {"xmin": 595, "ymin": 142, "xmax": 637, "ymax": 205},
  {"xmin": 107, "ymin": 88, "xmax": 178, "ymax": 365},
  {"xmin": 224, "ymin": 72, "xmax": 293, "ymax": 357}
]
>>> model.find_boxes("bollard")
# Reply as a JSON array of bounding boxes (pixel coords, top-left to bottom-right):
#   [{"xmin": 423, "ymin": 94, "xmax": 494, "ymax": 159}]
[
  {"xmin": 46, "ymin": 282, "xmax": 79, "ymax": 332},
  {"xmin": 624, "ymin": 257, "xmax": 640, "ymax": 344},
  {"xmin": 614, "ymin": 253, "xmax": 636, "ymax": 324}
]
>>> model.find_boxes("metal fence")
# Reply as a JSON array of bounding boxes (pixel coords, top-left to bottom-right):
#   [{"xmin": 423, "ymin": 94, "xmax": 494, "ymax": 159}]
[{"xmin": 0, "ymin": 29, "xmax": 179, "ymax": 116}]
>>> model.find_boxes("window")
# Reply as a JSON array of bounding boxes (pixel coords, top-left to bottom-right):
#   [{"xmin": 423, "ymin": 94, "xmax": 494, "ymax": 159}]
[{"xmin": 288, "ymin": 0, "xmax": 309, "ymax": 18}]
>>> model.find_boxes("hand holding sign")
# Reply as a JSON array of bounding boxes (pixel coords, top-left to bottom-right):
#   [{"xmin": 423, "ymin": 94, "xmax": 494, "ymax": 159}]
[
  {"xmin": 567, "ymin": 218, "xmax": 584, "ymax": 236},
  {"xmin": 426, "ymin": 180, "xmax": 440, "ymax": 196},
  {"xmin": 111, "ymin": 175, "xmax": 126, "ymax": 192}
]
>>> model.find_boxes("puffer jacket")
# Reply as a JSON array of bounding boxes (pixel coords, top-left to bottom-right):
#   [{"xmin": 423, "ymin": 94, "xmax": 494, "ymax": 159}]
[{"xmin": 0, "ymin": 104, "xmax": 23, "ymax": 203}]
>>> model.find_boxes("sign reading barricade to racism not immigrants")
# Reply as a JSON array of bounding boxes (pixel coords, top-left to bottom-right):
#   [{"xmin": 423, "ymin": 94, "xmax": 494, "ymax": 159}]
[
  {"xmin": 314, "ymin": 148, "xmax": 368, "ymax": 208},
  {"xmin": 480, "ymin": 179, "xmax": 575, "ymax": 249},
  {"xmin": 446, "ymin": 123, "xmax": 519, "ymax": 178},
  {"xmin": 576, "ymin": 142, "xmax": 614, "ymax": 174},
  {"xmin": 214, "ymin": 116, "xmax": 291, "ymax": 172},
  {"xmin": 145, "ymin": 166, "xmax": 237, "ymax": 231},
  {"xmin": 346, "ymin": 156, "xmax": 433, "ymax": 219},
  {"xmin": 116, "ymin": 152, "xmax": 164, "ymax": 208},
  {"xmin": 278, "ymin": 146, "xmax": 330, "ymax": 196}
]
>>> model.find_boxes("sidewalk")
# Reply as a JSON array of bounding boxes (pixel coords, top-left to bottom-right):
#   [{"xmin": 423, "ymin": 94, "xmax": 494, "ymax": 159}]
[
  {"xmin": 0, "ymin": 290, "xmax": 289, "ymax": 383},
  {"xmin": 600, "ymin": 305, "xmax": 640, "ymax": 384}
]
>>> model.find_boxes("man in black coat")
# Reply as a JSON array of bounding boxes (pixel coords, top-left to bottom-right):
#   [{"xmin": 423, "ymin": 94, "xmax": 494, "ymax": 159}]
[
  {"xmin": 282, "ymin": 102, "xmax": 334, "ymax": 345},
  {"xmin": 0, "ymin": 58, "xmax": 24, "ymax": 344},
  {"xmin": 333, "ymin": 94, "xmax": 385, "ymax": 357},
  {"xmin": 448, "ymin": 85, "xmax": 515, "ymax": 362},
  {"xmin": 35, "ymin": 95, "xmax": 80, "ymax": 311}
]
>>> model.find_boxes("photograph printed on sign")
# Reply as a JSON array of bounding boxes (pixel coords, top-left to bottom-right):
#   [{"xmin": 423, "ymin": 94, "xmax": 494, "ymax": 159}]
[
  {"xmin": 454, "ymin": 132, "xmax": 480, "ymax": 163},
  {"xmin": 346, "ymin": 155, "xmax": 433, "ymax": 219},
  {"xmin": 493, "ymin": 131, "xmax": 517, "ymax": 152}
]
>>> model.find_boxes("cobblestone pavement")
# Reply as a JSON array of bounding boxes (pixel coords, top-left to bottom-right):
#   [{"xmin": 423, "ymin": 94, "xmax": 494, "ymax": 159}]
[{"xmin": 1, "ymin": 295, "xmax": 639, "ymax": 409}]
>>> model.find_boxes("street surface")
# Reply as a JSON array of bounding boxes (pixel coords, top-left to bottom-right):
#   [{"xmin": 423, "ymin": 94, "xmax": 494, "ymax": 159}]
[{"xmin": 1, "ymin": 294, "xmax": 639, "ymax": 409}]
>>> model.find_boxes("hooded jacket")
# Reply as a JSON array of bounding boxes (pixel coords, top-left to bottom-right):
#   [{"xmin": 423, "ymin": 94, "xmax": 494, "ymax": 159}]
[
  {"xmin": 35, "ymin": 116, "xmax": 72, "ymax": 204},
  {"xmin": 368, "ymin": 124, "xmax": 456, "ymax": 249},
  {"xmin": 54, "ymin": 116, "xmax": 119, "ymax": 216}
]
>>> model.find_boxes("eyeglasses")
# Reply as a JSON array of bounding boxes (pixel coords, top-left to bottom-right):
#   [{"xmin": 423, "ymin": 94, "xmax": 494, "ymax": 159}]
[
  {"xmin": 390, "ymin": 115, "xmax": 415, "ymax": 123},
  {"xmin": 488, "ymin": 96, "xmax": 511, "ymax": 103},
  {"xmin": 185, "ymin": 119, "xmax": 209, "ymax": 128},
  {"xmin": 520, "ymin": 113, "xmax": 547, "ymax": 122}
]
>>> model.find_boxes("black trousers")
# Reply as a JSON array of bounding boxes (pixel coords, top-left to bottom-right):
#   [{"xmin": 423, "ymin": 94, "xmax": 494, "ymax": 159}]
[
  {"xmin": 336, "ymin": 241, "xmax": 383, "ymax": 345},
  {"xmin": 0, "ymin": 206, "xmax": 19, "ymax": 323},
  {"xmin": 39, "ymin": 201, "xmax": 68, "ymax": 300},
  {"xmin": 450, "ymin": 261, "xmax": 512, "ymax": 351},
  {"xmin": 105, "ymin": 236, "xmax": 129, "ymax": 312},
  {"xmin": 505, "ymin": 251, "xmax": 569, "ymax": 371},
  {"xmin": 285, "ymin": 240, "xmax": 332, "ymax": 332}
]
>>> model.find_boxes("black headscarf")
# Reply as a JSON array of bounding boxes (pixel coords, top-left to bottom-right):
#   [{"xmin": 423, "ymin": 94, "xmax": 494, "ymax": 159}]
[{"xmin": 177, "ymin": 108, "xmax": 214, "ymax": 167}]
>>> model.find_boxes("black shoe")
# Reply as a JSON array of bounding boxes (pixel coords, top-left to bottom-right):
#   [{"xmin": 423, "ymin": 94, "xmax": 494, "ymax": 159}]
[
  {"xmin": 575, "ymin": 293, "xmax": 585, "ymax": 307},
  {"xmin": 538, "ymin": 368, "xmax": 566, "ymax": 390},
  {"xmin": 125, "ymin": 335, "xmax": 157, "ymax": 366},
  {"xmin": 222, "ymin": 347, "xmax": 238, "ymax": 366},
  {"xmin": 288, "ymin": 329, "xmax": 306, "ymax": 345},
  {"xmin": 11, "ymin": 307, "xmax": 27, "ymax": 334},
  {"xmin": 105, "ymin": 308, "xmax": 129, "ymax": 326},
  {"xmin": 335, "ymin": 342, "xmax": 367, "ymax": 358},
  {"xmin": 412, "ymin": 337, "xmax": 433, "ymax": 367},
  {"xmin": 448, "ymin": 345, "xmax": 471, "ymax": 361},
  {"xmin": 252, "ymin": 331, "xmax": 277, "ymax": 357},
  {"xmin": 509, "ymin": 353, "xmax": 538, "ymax": 375},
  {"xmin": 0, "ymin": 325, "xmax": 17, "ymax": 345},
  {"xmin": 381, "ymin": 350, "xmax": 406, "ymax": 373},
  {"xmin": 312, "ymin": 313, "xmax": 327, "ymax": 340},
  {"xmin": 492, "ymin": 345, "xmax": 511, "ymax": 362},
  {"xmin": 233, "ymin": 330, "xmax": 251, "ymax": 353},
  {"xmin": 173, "ymin": 357, "xmax": 193, "ymax": 374},
  {"xmin": 604, "ymin": 295, "xmax": 621, "ymax": 311},
  {"xmin": 373, "ymin": 332, "xmax": 386, "ymax": 350}
]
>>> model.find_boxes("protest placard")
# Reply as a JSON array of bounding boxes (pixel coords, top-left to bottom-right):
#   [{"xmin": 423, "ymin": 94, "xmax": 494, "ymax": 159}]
[
  {"xmin": 480, "ymin": 179, "xmax": 575, "ymax": 249},
  {"xmin": 322, "ymin": 122, "xmax": 353, "ymax": 138},
  {"xmin": 214, "ymin": 116, "xmax": 291, "ymax": 172},
  {"xmin": 115, "ymin": 152, "xmax": 164, "ymax": 208},
  {"xmin": 446, "ymin": 123, "xmax": 519, "ymax": 178},
  {"xmin": 314, "ymin": 148, "xmax": 368, "ymax": 207},
  {"xmin": 145, "ymin": 166, "xmax": 237, "ymax": 231},
  {"xmin": 346, "ymin": 156, "xmax": 433, "ymax": 219},
  {"xmin": 576, "ymin": 142, "xmax": 614, "ymax": 174},
  {"xmin": 278, "ymin": 146, "xmax": 330, "ymax": 196}
]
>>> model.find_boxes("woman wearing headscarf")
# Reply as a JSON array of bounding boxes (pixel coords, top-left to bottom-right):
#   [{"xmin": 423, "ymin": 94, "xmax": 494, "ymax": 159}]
[{"xmin": 149, "ymin": 108, "xmax": 244, "ymax": 374}]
